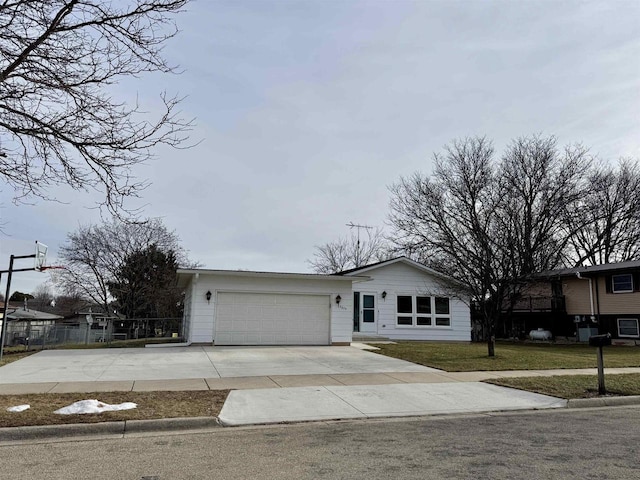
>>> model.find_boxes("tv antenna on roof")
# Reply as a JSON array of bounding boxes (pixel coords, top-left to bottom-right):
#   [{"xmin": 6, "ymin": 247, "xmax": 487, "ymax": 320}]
[{"xmin": 346, "ymin": 221, "xmax": 373, "ymax": 251}]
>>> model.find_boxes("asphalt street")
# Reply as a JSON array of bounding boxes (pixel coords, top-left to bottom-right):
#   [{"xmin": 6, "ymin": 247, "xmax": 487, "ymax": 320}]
[{"xmin": 2, "ymin": 406, "xmax": 639, "ymax": 479}]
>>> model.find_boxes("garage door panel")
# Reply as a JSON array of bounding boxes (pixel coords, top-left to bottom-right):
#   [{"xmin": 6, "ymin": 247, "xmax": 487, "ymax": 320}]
[{"xmin": 215, "ymin": 292, "xmax": 330, "ymax": 345}]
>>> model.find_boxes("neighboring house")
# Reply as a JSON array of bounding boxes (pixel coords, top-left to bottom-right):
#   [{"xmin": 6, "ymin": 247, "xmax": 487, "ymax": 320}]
[
  {"xmin": 506, "ymin": 260, "xmax": 640, "ymax": 342},
  {"xmin": 176, "ymin": 269, "xmax": 365, "ymax": 345},
  {"xmin": 0, "ymin": 302, "xmax": 63, "ymax": 346},
  {"xmin": 337, "ymin": 257, "xmax": 471, "ymax": 342}
]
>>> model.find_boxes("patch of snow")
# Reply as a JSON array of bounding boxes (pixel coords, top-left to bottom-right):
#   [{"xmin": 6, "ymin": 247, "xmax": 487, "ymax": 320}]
[
  {"xmin": 7, "ymin": 404, "xmax": 30, "ymax": 413},
  {"xmin": 54, "ymin": 399, "xmax": 137, "ymax": 415}
]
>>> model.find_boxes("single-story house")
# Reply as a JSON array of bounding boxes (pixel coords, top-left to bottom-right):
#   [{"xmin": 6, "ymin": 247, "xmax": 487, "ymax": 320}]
[
  {"xmin": 0, "ymin": 302, "xmax": 63, "ymax": 346},
  {"xmin": 176, "ymin": 269, "xmax": 366, "ymax": 345},
  {"xmin": 177, "ymin": 257, "xmax": 471, "ymax": 346},
  {"xmin": 338, "ymin": 257, "xmax": 471, "ymax": 342},
  {"xmin": 502, "ymin": 260, "xmax": 640, "ymax": 342}
]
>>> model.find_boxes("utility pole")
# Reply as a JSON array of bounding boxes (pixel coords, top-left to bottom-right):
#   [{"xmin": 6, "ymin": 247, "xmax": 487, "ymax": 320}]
[{"xmin": 346, "ymin": 222, "xmax": 373, "ymax": 267}]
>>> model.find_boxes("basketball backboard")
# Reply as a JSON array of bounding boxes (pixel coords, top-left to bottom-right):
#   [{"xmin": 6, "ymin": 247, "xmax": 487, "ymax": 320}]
[{"xmin": 34, "ymin": 241, "xmax": 48, "ymax": 271}]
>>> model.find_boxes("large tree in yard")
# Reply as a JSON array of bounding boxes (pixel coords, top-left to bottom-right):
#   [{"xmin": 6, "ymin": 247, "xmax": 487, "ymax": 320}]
[
  {"xmin": 0, "ymin": 0, "xmax": 191, "ymax": 212},
  {"xmin": 389, "ymin": 136, "xmax": 592, "ymax": 356},
  {"xmin": 54, "ymin": 217, "xmax": 193, "ymax": 314},
  {"xmin": 107, "ymin": 244, "xmax": 182, "ymax": 319},
  {"xmin": 566, "ymin": 159, "xmax": 640, "ymax": 266}
]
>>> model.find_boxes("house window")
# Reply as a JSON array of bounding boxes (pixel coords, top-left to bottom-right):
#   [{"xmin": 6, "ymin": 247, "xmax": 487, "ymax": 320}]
[
  {"xmin": 618, "ymin": 318, "xmax": 639, "ymax": 338},
  {"xmin": 396, "ymin": 295, "xmax": 451, "ymax": 328},
  {"xmin": 612, "ymin": 274, "xmax": 633, "ymax": 293},
  {"xmin": 416, "ymin": 296, "xmax": 431, "ymax": 326},
  {"xmin": 397, "ymin": 295, "xmax": 413, "ymax": 325}
]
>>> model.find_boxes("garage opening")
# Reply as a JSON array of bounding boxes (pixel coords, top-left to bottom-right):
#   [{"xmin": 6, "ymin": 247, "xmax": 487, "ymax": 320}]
[{"xmin": 214, "ymin": 292, "xmax": 330, "ymax": 345}]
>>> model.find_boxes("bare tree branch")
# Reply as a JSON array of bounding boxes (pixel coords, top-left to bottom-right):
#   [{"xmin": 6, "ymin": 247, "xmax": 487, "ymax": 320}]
[
  {"xmin": 388, "ymin": 135, "xmax": 593, "ymax": 356},
  {"xmin": 309, "ymin": 227, "xmax": 391, "ymax": 274},
  {"xmin": 0, "ymin": 0, "xmax": 192, "ymax": 213},
  {"xmin": 566, "ymin": 159, "xmax": 640, "ymax": 265},
  {"xmin": 54, "ymin": 217, "xmax": 196, "ymax": 312}
]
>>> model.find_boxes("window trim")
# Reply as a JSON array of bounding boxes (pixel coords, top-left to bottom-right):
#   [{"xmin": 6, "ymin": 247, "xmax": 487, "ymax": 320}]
[
  {"xmin": 617, "ymin": 318, "xmax": 639, "ymax": 338},
  {"xmin": 612, "ymin": 274, "xmax": 634, "ymax": 293},
  {"xmin": 395, "ymin": 294, "xmax": 451, "ymax": 329}
]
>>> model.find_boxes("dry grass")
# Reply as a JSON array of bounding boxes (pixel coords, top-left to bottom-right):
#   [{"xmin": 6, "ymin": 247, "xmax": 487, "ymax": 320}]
[
  {"xmin": 0, "ymin": 390, "xmax": 228, "ymax": 428},
  {"xmin": 486, "ymin": 373, "xmax": 640, "ymax": 399},
  {"xmin": 372, "ymin": 342, "xmax": 640, "ymax": 371}
]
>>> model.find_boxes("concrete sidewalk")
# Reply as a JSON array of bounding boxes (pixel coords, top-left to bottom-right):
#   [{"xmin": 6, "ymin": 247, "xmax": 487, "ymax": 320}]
[
  {"xmin": 2, "ymin": 367, "xmax": 640, "ymax": 395},
  {"xmin": 2, "ymin": 368, "xmax": 640, "ymax": 429},
  {"xmin": 217, "ymin": 382, "xmax": 567, "ymax": 426}
]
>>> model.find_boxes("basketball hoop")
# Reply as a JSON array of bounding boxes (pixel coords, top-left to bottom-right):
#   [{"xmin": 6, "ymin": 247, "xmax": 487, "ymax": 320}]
[
  {"xmin": 34, "ymin": 241, "xmax": 48, "ymax": 271},
  {"xmin": 38, "ymin": 265, "xmax": 66, "ymax": 271}
]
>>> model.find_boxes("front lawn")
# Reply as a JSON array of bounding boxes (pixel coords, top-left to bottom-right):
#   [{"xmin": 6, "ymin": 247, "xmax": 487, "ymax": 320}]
[
  {"xmin": 486, "ymin": 373, "xmax": 640, "ymax": 399},
  {"xmin": 371, "ymin": 341, "xmax": 640, "ymax": 371},
  {"xmin": 0, "ymin": 390, "xmax": 228, "ymax": 428}
]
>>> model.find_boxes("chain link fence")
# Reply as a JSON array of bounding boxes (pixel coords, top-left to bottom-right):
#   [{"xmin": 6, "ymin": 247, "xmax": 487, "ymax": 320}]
[{"xmin": 4, "ymin": 317, "xmax": 183, "ymax": 350}]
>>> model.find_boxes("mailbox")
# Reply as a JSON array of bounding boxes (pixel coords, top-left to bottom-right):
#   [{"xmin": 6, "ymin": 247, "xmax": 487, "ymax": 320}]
[{"xmin": 589, "ymin": 333, "xmax": 612, "ymax": 347}]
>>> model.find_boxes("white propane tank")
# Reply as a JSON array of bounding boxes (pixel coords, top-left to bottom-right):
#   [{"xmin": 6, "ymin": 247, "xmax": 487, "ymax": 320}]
[{"xmin": 529, "ymin": 328, "xmax": 552, "ymax": 341}]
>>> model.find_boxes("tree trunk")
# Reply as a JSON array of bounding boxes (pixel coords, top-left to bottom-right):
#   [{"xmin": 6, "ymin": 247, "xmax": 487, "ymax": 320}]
[{"xmin": 487, "ymin": 335, "xmax": 496, "ymax": 357}]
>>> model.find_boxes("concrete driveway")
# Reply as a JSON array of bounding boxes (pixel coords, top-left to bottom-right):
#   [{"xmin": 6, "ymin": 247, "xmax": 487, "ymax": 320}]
[
  {"xmin": 0, "ymin": 346, "xmax": 437, "ymax": 384},
  {"xmin": 0, "ymin": 346, "xmax": 571, "ymax": 426}
]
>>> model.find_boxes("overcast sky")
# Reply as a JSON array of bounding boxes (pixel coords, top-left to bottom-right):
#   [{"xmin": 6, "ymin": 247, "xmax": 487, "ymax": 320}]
[{"xmin": 1, "ymin": 0, "xmax": 639, "ymax": 296}]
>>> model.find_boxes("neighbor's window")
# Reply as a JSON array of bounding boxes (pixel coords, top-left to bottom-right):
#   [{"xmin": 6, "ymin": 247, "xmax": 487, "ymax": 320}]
[
  {"xmin": 618, "ymin": 318, "xmax": 639, "ymax": 338},
  {"xmin": 396, "ymin": 295, "xmax": 451, "ymax": 328},
  {"xmin": 612, "ymin": 274, "xmax": 633, "ymax": 293}
]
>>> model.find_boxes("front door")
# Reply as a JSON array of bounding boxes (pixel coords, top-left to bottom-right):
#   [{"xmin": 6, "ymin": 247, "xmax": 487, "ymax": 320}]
[{"xmin": 359, "ymin": 292, "xmax": 376, "ymax": 333}]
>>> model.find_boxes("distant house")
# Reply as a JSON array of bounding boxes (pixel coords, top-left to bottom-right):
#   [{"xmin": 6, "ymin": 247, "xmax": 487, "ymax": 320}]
[
  {"xmin": 0, "ymin": 302, "xmax": 62, "ymax": 346},
  {"xmin": 503, "ymin": 260, "xmax": 640, "ymax": 342},
  {"xmin": 338, "ymin": 257, "xmax": 471, "ymax": 342}
]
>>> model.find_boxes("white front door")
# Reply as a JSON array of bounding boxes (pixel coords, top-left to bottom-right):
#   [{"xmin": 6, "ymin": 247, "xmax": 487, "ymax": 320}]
[{"xmin": 359, "ymin": 292, "xmax": 377, "ymax": 333}]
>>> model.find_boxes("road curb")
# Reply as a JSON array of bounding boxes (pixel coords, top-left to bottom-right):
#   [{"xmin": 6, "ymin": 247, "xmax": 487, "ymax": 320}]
[
  {"xmin": 3, "ymin": 396, "xmax": 640, "ymax": 441},
  {"xmin": 567, "ymin": 395, "xmax": 640, "ymax": 408},
  {"xmin": 0, "ymin": 416, "xmax": 221, "ymax": 442},
  {"xmin": 0, "ymin": 420, "xmax": 126, "ymax": 442},
  {"xmin": 125, "ymin": 416, "xmax": 221, "ymax": 433}
]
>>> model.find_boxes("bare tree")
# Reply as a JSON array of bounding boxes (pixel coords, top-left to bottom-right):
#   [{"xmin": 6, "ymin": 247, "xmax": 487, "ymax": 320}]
[
  {"xmin": 309, "ymin": 227, "xmax": 390, "ymax": 274},
  {"xmin": 567, "ymin": 159, "xmax": 640, "ymax": 265},
  {"xmin": 390, "ymin": 137, "xmax": 506, "ymax": 355},
  {"xmin": 30, "ymin": 282, "xmax": 55, "ymax": 310},
  {"xmin": 54, "ymin": 217, "xmax": 194, "ymax": 313},
  {"xmin": 0, "ymin": 0, "xmax": 192, "ymax": 213},
  {"xmin": 389, "ymin": 136, "xmax": 591, "ymax": 356},
  {"xmin": 499, "ymin": 136, "xmax": 591, "ymax": 277}
]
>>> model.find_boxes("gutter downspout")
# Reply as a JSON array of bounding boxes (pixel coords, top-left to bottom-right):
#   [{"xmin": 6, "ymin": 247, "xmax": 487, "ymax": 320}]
[
  {"xmin": 184, "ymin": 273, "xmax": 198, "ymax": 344},
  {"xmin": 576, "ymin": 272, "xmax": 595, "ymax": 317}
]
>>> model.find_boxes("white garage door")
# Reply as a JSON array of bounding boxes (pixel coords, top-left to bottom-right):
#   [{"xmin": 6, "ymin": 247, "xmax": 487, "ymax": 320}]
[{"xmin": 214, "ymin": 292, "xmax": 331, "ymax": 345}]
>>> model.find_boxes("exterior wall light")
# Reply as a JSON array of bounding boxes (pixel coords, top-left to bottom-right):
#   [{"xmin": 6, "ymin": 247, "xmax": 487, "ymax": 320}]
[
  {"xmin": 382, "ymin": 291, "xmax": 387, "ymax": 299},
  {"xmin": 335, "ymin": 295, "xmax": 341, "ymax": 305},
  {"xmin": 205, "ymin": 290, "xmax": 212, "ymax": 303}
]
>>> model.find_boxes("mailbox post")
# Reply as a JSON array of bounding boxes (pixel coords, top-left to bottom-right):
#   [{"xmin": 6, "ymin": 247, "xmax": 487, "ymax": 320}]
[{"xmin": 589, "ymin": 333, "xmax": 612, "ymax": 395}]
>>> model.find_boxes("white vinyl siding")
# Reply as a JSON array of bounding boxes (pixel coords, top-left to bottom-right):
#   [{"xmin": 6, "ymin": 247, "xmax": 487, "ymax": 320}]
[
  {"xmin": 181, "ymin": 273, "xmax": 353, "ymax": 345},
  {"xmin": 350, "ymin": 261, "xmax": 470, "ymax": 341}
]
